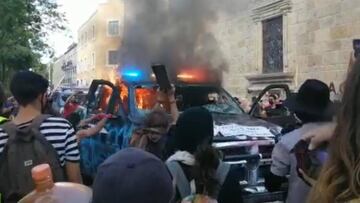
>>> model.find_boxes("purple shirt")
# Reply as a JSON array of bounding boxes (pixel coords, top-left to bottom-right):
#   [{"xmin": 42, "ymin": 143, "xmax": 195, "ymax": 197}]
[{"xmin": 271, "ymin": 123, "xmax": 322, "ymax": 203}]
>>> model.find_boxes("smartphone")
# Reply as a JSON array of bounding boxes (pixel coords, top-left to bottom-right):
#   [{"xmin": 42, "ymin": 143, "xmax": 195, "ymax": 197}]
[
  {"xmin": 151, "ymin": 64, "xmax": 172, "ymax": 92},
  {"xmin": 353, "ymin": 39, "xmax": 360, "ymax": 58}
]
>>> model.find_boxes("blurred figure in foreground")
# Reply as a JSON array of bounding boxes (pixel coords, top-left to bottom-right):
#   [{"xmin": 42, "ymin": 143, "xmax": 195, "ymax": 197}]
[
  {"xmin": 266, "ymin": 79, "xmax": 334, "ymax": 203},
  {"xmin": 307, "ymin": 58, "xmax": 360, "ymax": 202},
  {"xmin": 92, "ymin": 148, "xmax": 174, "ymax": 203}
]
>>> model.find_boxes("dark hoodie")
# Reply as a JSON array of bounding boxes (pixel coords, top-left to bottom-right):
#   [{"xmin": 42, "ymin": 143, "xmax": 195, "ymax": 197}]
[{"xmin": 166, "ymin": 107, "xmax": 243, "ymax": 203}]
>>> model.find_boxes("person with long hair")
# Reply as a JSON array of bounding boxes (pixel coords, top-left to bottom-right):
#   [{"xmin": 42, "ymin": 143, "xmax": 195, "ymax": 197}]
[
  {"xmin": 307, "ymin": 58, "xmax": 360, "ymax": 202},
  {"xmin": 130, "ymin": 109, "xmax": 171, "ymax": 160},
  {"xmin": 166, "ymin": 107, "xmax": 242, "ymax": 203}
]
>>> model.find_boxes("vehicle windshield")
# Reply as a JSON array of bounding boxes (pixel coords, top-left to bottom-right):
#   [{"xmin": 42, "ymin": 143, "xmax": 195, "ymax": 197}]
[{"xmin": 134, "ymin": 85, "xmax": 244, "ymax": 114}]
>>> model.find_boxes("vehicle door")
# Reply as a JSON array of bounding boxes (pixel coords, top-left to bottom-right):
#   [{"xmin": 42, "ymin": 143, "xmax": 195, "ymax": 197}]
[
  {"xmin": 80, "ymin": 80, "xmax": 133, "ymax": 180},
  {"xmin": 249, "ymin": 84, "xmax": 298, "ymax": 128}
]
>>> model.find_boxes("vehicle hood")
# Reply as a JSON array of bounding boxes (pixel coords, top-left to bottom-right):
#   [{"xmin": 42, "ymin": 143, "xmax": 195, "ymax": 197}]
[{"xmin": 211, "ymin": 112, "xmax": 282, "ymax": 138}]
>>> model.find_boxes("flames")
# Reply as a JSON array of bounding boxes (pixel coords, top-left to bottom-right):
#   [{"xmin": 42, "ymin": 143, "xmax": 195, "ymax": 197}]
[
  {"xmin": 177, "ymin": 68, "xmax": 219, "ymax": 83},
  {"xmin": 135, "ymin": 88, "xmax": 157, "ymax": 110},
  {"xmin": 99, "ymin": 86, "xmax": 113, "ymax": 112},
  {"xmin": 97, "ymin": 67, "xmax": 219, "ymax": 113},
  {"xmin": 105, "ymin": 68, "xmax": 156, "ymax": 111},
  {"xmin": 98, "ymin": 69, "xmax": 130, "ymax": 112}
]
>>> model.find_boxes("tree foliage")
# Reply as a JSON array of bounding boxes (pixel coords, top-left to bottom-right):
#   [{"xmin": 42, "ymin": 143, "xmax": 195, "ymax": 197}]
[{"xmin": 0, "ymin": 0, "xmax": 65, "ymax": 84}]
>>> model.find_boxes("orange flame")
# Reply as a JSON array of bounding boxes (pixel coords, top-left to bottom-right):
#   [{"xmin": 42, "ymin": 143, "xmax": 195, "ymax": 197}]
[{"xmin": 99, "ymin": 69, "xmax": 158, "ymax": 111}]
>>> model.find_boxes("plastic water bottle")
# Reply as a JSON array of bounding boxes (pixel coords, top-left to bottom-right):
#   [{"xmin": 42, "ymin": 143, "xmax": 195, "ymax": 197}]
[{"xmin": 19, "ymin": 164, "xmax": 92, "ymax": 203}]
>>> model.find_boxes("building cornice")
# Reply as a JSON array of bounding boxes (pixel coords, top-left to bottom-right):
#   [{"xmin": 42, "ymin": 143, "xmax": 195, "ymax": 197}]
[{"xmin": 251, "ymin": 0, "xmax": 292, "ymax": 22}]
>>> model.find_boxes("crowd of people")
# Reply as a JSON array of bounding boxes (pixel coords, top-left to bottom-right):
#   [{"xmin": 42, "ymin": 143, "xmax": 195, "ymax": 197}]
[{"xmin": 0, "ymin": 52, "xmax": 360, "ymax": 203}]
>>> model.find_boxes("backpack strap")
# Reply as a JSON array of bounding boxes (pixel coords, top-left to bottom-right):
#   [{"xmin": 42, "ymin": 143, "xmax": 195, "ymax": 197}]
[
  {"xmin": 0, "ymin": 114, "xmax": 53, "ymax": 153},
  {"xmin": 166, "ymin": 161, "xmax": 231, "ymax": 200},
  {"xmin": 30, "ymin": 114, "xmax": 52, "ymax": 131},
  {"xmin": 216, "ymin": 161, "xmax": 231, "ymax": 186},
  {"xmin": 1, "ymin": 115, "xmax": 61, "ymax": 166},
  {"xmin": 1, "ymin": 121, "xmax": 19, "ymax": 147},
  {"xmin": 166, "ymin": 161, "xmax": 191, "ymax": 199}
]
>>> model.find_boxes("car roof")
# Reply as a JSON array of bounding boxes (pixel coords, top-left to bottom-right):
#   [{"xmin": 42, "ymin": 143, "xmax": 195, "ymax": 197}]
[{"xmin": 125, "ymin": 80, "xmax": 221, "ymax": 87}]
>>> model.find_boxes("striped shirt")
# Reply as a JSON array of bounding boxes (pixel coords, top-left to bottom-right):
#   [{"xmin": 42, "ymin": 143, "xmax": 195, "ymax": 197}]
[{"xmin": 0, "ymin": 117, "xmax": 80, "ymax": 166}]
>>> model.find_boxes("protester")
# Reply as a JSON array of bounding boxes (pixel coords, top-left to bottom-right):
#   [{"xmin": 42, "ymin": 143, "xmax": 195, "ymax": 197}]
[
  {"xmin": 43, "ymin": 94, "xmax": 62, "ymax": 117},
  {"xmin": 264, "ymin": 94, "xmax": 278, "ymax": 110},
  {"xmin": 3, "ymin": 96, "xmax": 19, "ymax": 119},
  {"xmin": 265, "ymin": 79, "xmax": 334, "ymax": 203},
  {"xmin": 75, "ymin": 114, "xmax": 109, "ymax": 142},
  {"xmin": 130, "ymin": 109, "xmax": 170, "ymax": 160},
  {"xmin": 144, "ymin": 86, "xmax": 180, "ymax": 159},
  {"xmin": 156, "ymin": 85, "xmax": 179, "ymax": 124},
  {"xmin": 63, "ymin": 91, "xmax": 86, "ymax": 119},
  {"xmin": 306, "ymin": 58, "xmax": 360, "ymax": 202},
  {"xmin": 0, "ymin": 71, "xmax": 82, "ymax": 202},
  {"xmin": 92, "ymin": 148, "xmax": 174, "ymax": 203},
  {"xmin": 166, "ymin": 107, "xmax": 242, "ymax": 203}
]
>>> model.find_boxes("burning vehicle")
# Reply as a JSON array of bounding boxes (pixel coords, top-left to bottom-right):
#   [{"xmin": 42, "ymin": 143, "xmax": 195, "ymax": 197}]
[{"xmin": 80, "ymin": 68, "xmax": 296, "ymax": 202}]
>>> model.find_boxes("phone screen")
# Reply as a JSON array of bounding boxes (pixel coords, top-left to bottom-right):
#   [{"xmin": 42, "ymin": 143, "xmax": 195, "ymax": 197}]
[{"xmin": 151, "ymin": 64, "xmax": 172, "ymax": 91}]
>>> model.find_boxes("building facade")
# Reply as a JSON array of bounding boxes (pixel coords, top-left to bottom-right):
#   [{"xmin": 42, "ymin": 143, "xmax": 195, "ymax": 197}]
[
  {"xmin": 210, "ymin": 0, "xmax": 360, "ymax": 98},
  {"xmin": 50, "ymin": 43, "xmax": 77, "ymax": 88},
  {"xmin": 61, "ymin": 43, "xmax": 78, "ymax": 87},
  {"xmin": 77, "ymin": 0, "xmax": 124, "ymax": 87},
  {"xmin": 51, "ymin": 57, "xmax": 65, "ymax": 88}
]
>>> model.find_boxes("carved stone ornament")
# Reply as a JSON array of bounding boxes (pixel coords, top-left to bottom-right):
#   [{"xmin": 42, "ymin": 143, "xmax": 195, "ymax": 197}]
[
  {"xmin": 246, "ymin": 72, "xmax": 295, "ymax": 94},
  {"xmin": 251, "ymin": 0, "xmax": 292, "ymax": 22}
]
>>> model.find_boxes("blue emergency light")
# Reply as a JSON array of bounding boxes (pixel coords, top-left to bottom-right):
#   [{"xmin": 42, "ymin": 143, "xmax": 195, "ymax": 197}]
[
  {"xmin": 123, "ymin": 71, "xmax": 140, "ymax": 77},
  {"xmin": 120, "ymin": 69, "xmax": 146, "ymax": 82}
]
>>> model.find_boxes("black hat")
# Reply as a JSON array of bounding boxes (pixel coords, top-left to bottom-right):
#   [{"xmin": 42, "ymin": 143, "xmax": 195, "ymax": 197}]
[
  {"xmin": 92, "ymin": 148, "xmax": 174, "ymax": 203},
  {"xmin": 284, "ymin": 79, "xmax": 334, "ymax": 119},
  {"xmin": 174, "ymin": 107, "xmax": 214, "ymax": 154}
]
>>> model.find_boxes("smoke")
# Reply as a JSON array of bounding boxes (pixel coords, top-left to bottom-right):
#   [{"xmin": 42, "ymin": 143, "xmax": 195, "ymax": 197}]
[{"xmin": 119, "ymin": 0, "xmax": 238, "ymax": 78}]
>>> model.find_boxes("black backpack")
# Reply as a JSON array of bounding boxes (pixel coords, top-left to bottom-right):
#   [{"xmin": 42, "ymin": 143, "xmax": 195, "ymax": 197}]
[{"xmin": 0, "ymin": 115, "xmax": 65, "ymax": 203}]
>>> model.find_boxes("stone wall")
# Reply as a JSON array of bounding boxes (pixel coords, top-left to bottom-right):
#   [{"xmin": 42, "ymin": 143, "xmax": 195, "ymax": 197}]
[{"xmin": 212, "ymin": 0, "xmax": 360, "ymax": 98}]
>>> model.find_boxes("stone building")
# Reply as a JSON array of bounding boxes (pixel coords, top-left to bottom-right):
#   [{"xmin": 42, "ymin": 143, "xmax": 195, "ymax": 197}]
[
  {"xmin": 211, "ymin": 0, "xmax": 360, "ymax": 98},
  {"xmin": 50, "ymin": 43, "xmax": 77, "ymax": 88},
  {"xmin": 77, "ymin": 0, "xmax": 124, "ymax": 87},
  {"xmin": 51, "ymin": 57, "xmax": 65, "ymax": 88},
  {"xmin": 61, "ymin": 43, "xmax": 78, "ymax": 87}
]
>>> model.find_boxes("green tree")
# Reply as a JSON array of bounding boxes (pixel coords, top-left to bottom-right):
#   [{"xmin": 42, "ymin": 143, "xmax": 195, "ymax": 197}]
[{"xmin": 0, "ymin": 0, "xmax": 65, "ymax": 86}]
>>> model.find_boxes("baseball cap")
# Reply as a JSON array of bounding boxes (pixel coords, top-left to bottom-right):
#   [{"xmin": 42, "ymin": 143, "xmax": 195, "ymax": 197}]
[{"xmin": 92, "ymin": 148, "xmax": 174, "ymax": 203}]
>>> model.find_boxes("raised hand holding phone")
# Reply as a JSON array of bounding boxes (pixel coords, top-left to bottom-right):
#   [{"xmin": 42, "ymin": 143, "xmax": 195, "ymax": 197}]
[{"xmin": 152, "ymin": 64, "xmax": 172, "ymax": 92}]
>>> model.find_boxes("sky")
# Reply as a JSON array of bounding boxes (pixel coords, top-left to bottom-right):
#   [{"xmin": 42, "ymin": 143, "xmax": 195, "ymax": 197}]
[{"xmin": 47, "ymin": 0, "xmax": 107, "ymax": 60}]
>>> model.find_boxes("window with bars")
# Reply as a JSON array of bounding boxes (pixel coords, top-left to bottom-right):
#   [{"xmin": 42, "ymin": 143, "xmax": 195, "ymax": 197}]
[
  {"xmin": 263, "ymin": 16, "xmax": 283, "ymax": 73},
  {"xmin": 108, "ymin": 20, "xmax": 120, "ymax": 36}
]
